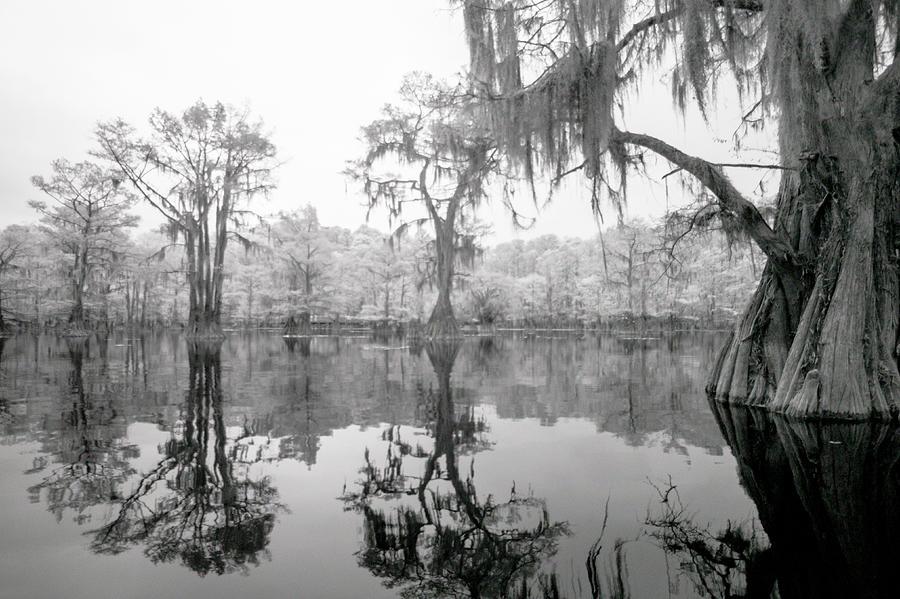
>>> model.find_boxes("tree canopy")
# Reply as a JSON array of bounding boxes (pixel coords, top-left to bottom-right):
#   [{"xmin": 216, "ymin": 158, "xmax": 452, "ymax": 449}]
[
  {"xmin": 30, "ymin": 159, "xmax": 138, "ymax": 327},
  {"xmin": 347, "ymin": 74, "xmax": 502, "ymax": 337},
  {"xmin": 96, "ymin": 101, "xmax": 276, "ymax": 336}
]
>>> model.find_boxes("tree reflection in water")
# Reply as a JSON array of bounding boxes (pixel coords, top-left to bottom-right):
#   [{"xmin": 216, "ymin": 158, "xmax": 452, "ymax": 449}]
[
  {"xmin": 341, "ymin": 340, "xmax": 570, "ymax": 598},
  {"xmin": 0, "ymin": 337, "xmax": 13, "ymax": 427},
  {"xmin": 642, "ymin": 400, "xmax": 900, "ymax": 599},
  {"xmin": 90, "ymin": 342, "xmax": 283, "ymax": 576},
  {"xmin": 644, "ymin": 477, "xmax": 772, "ymax": 599},
  {"xmin": 26, "ymin": 338, "xmax": 137, "ymax": 524}
]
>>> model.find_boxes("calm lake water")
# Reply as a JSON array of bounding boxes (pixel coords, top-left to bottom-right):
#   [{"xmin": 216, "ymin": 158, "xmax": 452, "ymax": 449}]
[{"xmin": 0, "ymin": 332, "xmax": 895, "ymax": 598}]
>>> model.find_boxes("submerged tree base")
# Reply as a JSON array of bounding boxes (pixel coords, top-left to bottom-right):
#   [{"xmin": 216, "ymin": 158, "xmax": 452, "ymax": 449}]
[
  {"xmin": 424, "ymin": 318, "xmax": 462, "ymax": 340},
  {"xmin": 283, "ymin": 312, "xmax": 311, "ymax": 337},
  {"xmin": 708, "ymin": 322, "xmax": 899, "ymax": 422},
  {"xmin": 424, "ymin": 301, "xmax": 462, "ymax": 340},
  {"xmin": 706, "ymin": 183, "xmax": 900, "ymax": 424}
]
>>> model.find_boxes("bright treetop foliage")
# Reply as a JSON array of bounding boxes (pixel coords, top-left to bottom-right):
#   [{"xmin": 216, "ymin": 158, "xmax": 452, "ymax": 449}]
[
  {"xmin": 96, "ymin": 101, "xmax": 277, "ymax": 336},
  {"xmin": 30, "ymin": 160, "xmax": 138, "ymax": 326}
]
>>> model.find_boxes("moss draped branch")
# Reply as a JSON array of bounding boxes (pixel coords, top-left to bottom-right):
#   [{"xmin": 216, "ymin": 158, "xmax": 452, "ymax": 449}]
[
  {"xmin": 616, "ymin": 0, "xmax": 763, "ymax": 52},
  {"xmin": 612, "ymin": 127, "xmax": 798, "ymax": 271}
]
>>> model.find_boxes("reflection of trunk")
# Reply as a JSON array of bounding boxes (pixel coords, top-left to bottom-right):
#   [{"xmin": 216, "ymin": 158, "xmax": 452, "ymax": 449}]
[
  {"xmin": 708, "ymin": 2, "xmax": 900, "ymax": 419},
  {"xmin": 426, "ymin": 219, "xmax": 460, "ymax": 338},
  {"xmin": 185, "ymin": 345, "xmax": 210, "ymax": 494},
  {"xmin": 424, "ymin": 341, "xmax": 482, "ymax": 524},
  {"xmin": 90, "ymin": 340, "xmax": 276, "ymax": 574},
  {"xmin": 348, "ymin": 339, "xmax": 566, "ymax": 597},
  {"xmin": 427, "ymin": 340, "xmax": 460, "ymax": 461},
  {"xmin": 423, "ymin": 341, "xmax": 460, "ymax": 452},
  {"xmin": 711, "ymin": 401, "xmax": 900, "ymax": 598},
  {"xmin": 65, "ymin": 339, "xmax": 93, "ymax": 469},
  {"xmin": 211, "ymin": 358, "xmax": 236, "ymax": 525}
]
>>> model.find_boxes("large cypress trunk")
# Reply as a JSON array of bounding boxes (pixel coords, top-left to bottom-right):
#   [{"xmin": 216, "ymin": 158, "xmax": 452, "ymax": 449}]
[
  {"xmin": 70, "ymin": 288, "xmax": 85, "ymax": 326},
  {"xmin": 708, "ymin": 0, "xmax": 900, "ymax": 419},
  {"xmin": 184, "ymin": 215, "xmax": 225, "ymax": 339},
  {"xmin": 425, "ymin": 218, "xmax": 461, "ymax": 339}
]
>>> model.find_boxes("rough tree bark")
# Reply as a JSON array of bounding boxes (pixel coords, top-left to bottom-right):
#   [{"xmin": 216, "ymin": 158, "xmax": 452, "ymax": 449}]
[
  {"xmin": 604, "ymin": 1, "xmax": 900, "ymax": 419},
  {"xmin": 460, "ymin": 0, "xmax": 900, "ymax": 419},
  {"xmin": 284, "ymin": 311, "xmax": 311, "ymax": 336},
  {"xmin": 425, "ymin": 216, "xmax": 461, "ymax": 339},
  {"xmin": 69, "ymin": 240, "xmax": 89, "ymax": 327},
  {"xmin": 705, "ymin": 1, "xmax": 900, "ymax": 419}
]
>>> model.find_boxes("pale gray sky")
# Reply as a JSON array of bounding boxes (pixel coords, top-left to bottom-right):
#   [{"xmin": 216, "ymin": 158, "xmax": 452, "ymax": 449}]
[{"xmin": 0, "ymin": 0, "xmax": 776, "ymax": 241}]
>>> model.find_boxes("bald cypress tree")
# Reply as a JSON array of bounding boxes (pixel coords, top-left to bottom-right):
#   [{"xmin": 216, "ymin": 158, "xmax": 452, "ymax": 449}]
[
  {"xmin": 96, "ymin": 102, "xmax": 276, "ymax": 338},
  {"xmin": 347, "ymin": 74, "xmax": 497, "ymax": 338},
  {"xmin": 459, "ymin": 0, "xmax": 900, "ymax": 419},
  {"xmin": 31, "ymin": 160, "xmax": 137, "ymax": 329}
]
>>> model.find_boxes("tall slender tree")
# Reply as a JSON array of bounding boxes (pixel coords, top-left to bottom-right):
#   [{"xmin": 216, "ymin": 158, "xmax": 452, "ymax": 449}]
[
  {"xmin": 30, "ymin": 160, "xmax": 137, "ymax": 329},
  {"xmin": 458, "ymin": 0, "xmax": 900, "ymax": 418},
  {"xmin": 347, "ymin": 74, "xmax": 499, "ymax": 338},
  {"xmin": 273, "ymin": 206, "xmax": 334, "ymax": 334},
  {"xmin": 0, "ymin": 225, "xmax": 28, "ymax": 331},
  {"xmin": 96, "ymin": 101, "xmax": 276, "ymax": 337}
]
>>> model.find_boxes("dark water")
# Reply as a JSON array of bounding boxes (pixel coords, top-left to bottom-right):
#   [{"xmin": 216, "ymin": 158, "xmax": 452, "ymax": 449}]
[{"xmin": 0, "ymin": 332, "xmax": 893, "ymax": 598}]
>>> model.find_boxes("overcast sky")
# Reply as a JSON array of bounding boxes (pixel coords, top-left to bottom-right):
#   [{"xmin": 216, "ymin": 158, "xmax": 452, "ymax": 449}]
[{"xmin": 0, "ymin": 0, "xmax": 775, "ymax": 242}]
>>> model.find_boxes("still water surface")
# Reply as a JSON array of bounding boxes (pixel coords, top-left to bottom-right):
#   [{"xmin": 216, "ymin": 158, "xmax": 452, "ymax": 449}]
[{"xmin": 0, "ymin": 332, "xmax": 893, "ymax": 598}]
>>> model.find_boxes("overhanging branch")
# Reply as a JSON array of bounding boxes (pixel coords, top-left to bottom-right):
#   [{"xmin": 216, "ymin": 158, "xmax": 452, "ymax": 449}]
[
  {"xmin": 613, "ymin": 127, "xmax": 798, "ymax": 270},
  {"xmin": 615, "ymin": 0, "xmax": 763, "ymax": 53}
]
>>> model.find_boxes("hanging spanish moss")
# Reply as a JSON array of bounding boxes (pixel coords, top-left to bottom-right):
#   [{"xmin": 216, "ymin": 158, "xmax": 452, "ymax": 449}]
[
  {"xmin": 347, "ymin": 74, "xmax": 503, "ymax": 339},
  {"xmin": 459, "ymin": 0, "xmax": 900, "ymax": 419}
]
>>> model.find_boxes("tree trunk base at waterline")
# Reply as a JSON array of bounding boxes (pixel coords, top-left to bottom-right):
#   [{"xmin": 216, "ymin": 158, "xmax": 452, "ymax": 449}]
[
  {"xmin": 184, "ymin": 319, "xmax": 226, "ymax": 340},
  {"xmin": 424, "ymin": 313, "xmax": 461, "ymax": 339}
]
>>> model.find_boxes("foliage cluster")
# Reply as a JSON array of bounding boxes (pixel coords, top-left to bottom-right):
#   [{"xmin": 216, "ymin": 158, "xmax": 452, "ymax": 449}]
[{"xmin": 0, "ymin": 205, "xmax": 758, "ymax": 329}]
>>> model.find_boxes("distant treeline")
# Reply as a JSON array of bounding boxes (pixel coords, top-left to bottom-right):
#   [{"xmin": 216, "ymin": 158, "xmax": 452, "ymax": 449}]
[{"xmin": 0, "ymin": 204, "xmax": 759, "ymax": 332}]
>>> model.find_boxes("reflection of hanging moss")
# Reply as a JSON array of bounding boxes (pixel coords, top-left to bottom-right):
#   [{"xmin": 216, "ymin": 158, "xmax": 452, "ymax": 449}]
[
  {"xmin": 342, "ymin": 340, "xmax": 569, "ymax": 598},
  {"xmin": 0, "ymin": 338, "xmax": 10, "ymax": 427},
  {"xmin": 89, "ymin": 344, "xmax": 283, "ymax": 576},
  {"xmin": 346, "ymin": 442, "xmax": 568, "ymax": 599}
]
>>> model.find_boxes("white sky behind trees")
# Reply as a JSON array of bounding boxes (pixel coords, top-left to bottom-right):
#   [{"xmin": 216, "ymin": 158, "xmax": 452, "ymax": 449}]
[{"xmin": 0, "ymin": 0, "xmax": 777, "ymax": 242}]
